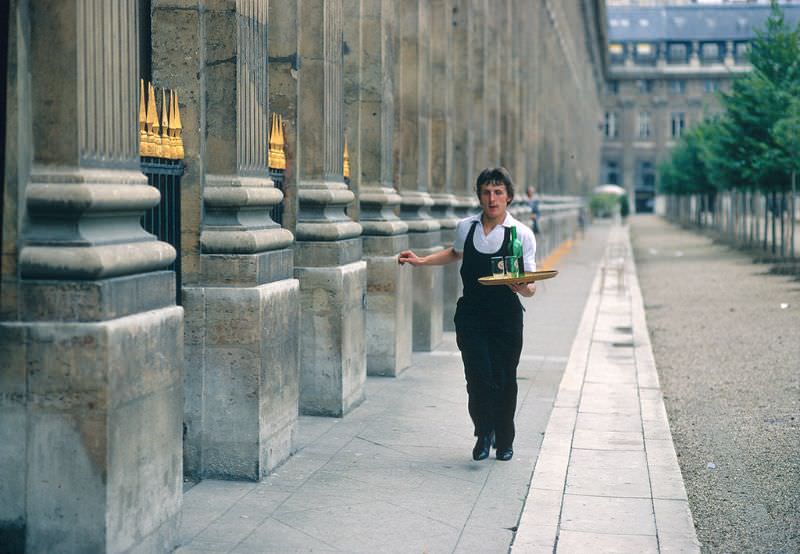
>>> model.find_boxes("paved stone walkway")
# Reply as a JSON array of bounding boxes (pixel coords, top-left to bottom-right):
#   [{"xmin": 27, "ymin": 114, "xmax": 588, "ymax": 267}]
[
  {"xmin": 513, "ymin": 224, "xmax": 700, "ymax": 553},
  {"xmin": 176, "ymin": 222, "xmax": 698, "ymax": 553}
]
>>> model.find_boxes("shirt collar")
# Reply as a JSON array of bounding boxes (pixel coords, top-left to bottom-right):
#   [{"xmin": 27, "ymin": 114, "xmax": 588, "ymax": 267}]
[{"xmin": 468, "ymin": 212, "xmax": 516, "ymax": 228}]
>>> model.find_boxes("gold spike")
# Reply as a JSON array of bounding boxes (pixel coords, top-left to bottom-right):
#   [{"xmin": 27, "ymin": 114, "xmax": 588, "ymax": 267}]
[
  {"xmin": 172, "ymin": 91, "xmax": 184, "ymax": 160},
  {"xmin": 269, "ymin": 112, "xmax": 286, "ymax": 170},
  {"xmin": 343, "ymin": 137, "xmax": 350, "ymax": 179},
  {"xmin": 139, "ymin": 79, "xmax": 148, "ymax": 156},
  {"xmin": 167, "ymin": 91, "xmax": 177, "ymax": 160},
  {"xmin": 161, "ymin": 88, "xmax": 171, "ymax": 159},
  {"xmin": 147, "ymin": 82, "xmax": 161, "ymax": 157}
]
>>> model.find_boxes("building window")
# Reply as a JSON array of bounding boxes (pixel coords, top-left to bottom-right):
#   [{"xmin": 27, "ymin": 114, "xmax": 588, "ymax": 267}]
[
  {"xmin": 669, "ymin": 80, "xmax": 686, "ymax": 95},
  {"xmin": 735, "ymin": 41, "xmax": 750, "ymax": 62},
  {"xmin": 635, "ymin": 42, "xmax": 656, "ymax": 63},
  {"xmin": 609, "ymin": 43, "xmax": 626, "ymax": 64},
  {"xmin": 603, "ymin": 160, "xmax": 620, "ymax": 186},
  {"xmin": 704, "ymin": 79, "xmax": 719, "ymax": 93},
  {"xmin": 604, "ymin": 112, "xmax": 619, "ymax": 139},
  {"xmin": 607, "ymin": 80, "xmax": 619, "ymax": 95},
  {"xmin": 701, "ymin": 42, "xmax": 721, "ymax": 63},
  {"xmin": 636, "ymin": 79, "xmax": 653, "ymax": 94},
  {"xmin": 668, "ymin": 42, "xmax": 689, "ymax": 64},
  {"xmin": 671, "ymin": 112, "xmax": 685, "ymax": 139},
  {"xmin": 638, "ymin": 111, "xmax": 652, "ymax": 139}
]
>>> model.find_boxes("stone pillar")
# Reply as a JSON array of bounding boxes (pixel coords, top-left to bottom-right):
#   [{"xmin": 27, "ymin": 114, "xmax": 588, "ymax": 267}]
[
  {"xmin": 429, "ymin": 0, "xmax": 459, "ymax": 332},
  {"xmin": 0, "ymin": 2, "xmax": 181, "ymax": 551},
  {"xmin": 485, "ymin": 3, "xmax": 501, "ymax": 165},
  {"xmin": 344, "ymin": 0, "xmax": 412, "ymax": 376},
  {"xmin": 451, "ymin": 0, "xmax": 472, "ymax": 211},
  {"xmin": 154, "ymin": 0, "xmax": 301, "ymax": 482},
  {"xmin": 399, "ymin": 0, "xmax": 443, "ymax": 352},
  {"xmin": 690, "ymin": 40, "xmax": 700, "ymax": 67},
  {"xmin": 295, "ymin": 0, "xmax": 367, "ymax": 415},
  {"xmin": 470, "ymin": 0, "xmax": 488, "ymax": 174},
  {"xmin": 510, "ymin": 0, "xmax": 525, "ymax": 187},
  {"xmin": 724, "ymin": 40, "xmax": 735, "ymax": 66}
]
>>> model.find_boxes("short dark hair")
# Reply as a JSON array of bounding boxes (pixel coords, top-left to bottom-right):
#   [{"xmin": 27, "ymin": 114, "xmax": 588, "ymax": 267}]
[{"xmin": 475, "ymin": 167, "xmax": 515, "ymax": 201}]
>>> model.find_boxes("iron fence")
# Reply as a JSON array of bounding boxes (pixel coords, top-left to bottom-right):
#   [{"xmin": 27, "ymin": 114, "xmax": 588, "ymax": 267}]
[
  {"xmin": 270, "ymin": 168, "xmax": 285, "ymax": 226},
  {"xmin": 141, "ymin": 156, "xmax": 183, "ymax": 305}
]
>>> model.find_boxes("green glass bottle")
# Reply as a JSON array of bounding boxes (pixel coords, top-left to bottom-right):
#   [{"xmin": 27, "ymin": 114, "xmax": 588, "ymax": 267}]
[{"xmin": 508, "ymin": 226, "xmax": 523, "ymax": 277}]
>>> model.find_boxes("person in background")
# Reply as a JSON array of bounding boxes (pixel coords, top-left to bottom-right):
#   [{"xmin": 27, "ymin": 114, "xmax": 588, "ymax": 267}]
[
  {"xmin": 526, "ymin": 186, "xmax": 541, "ymax": 235},
  {"xmin": 398, "ymin": 167, "xmax": 536, "ymax": 462}
]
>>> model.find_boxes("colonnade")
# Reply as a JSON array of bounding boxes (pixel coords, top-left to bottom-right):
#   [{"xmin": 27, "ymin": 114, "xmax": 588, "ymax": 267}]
[{"xmin": 0, "ymin": 1, "xmax": 606, "ymax": 551}]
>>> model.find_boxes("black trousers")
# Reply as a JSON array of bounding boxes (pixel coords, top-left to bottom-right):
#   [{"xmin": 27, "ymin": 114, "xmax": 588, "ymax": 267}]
[{"xmin": 454, "ymin": 304, "xmax": 523, "ymax": 450}]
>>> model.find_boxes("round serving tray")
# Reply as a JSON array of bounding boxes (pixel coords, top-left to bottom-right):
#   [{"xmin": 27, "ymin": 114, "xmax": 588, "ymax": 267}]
[{"xmin": 478, "ymin": 269, "xmax": 559, "ymax": 286}]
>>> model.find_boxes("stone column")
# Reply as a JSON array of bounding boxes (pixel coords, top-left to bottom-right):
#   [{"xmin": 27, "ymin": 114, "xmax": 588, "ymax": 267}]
[
  {"xmin": 485, "ymin": 3, "xmax": 500, "ymax": 166},
  {"xmin": 690, "ymin": 40, "xmax": 700, "ymax": 67},
  {"xmin": 0, "ymin": 2, "xmax": 181, "ymax": 551},
  {"xmin": 724, "ymin": 40, "xmax": 735, "ymax": 66},
  {"xmin": 451, "ymin": 0, "xmax": 476, "ymax": 221},
  {"xmin": 295, "ymin": 0, "xmax": 367, "ymax": 415},
  {"xmin": 345, "ymin": 0, "xmax": 412, "ymax": 376},
  {"xmin": 470, "ymin": 0, "xmax": 488, "ymax": 174},
  {"xmin": 154, "ymin": 0, "xmax": 300, "ymax": 482},
  {"xmin": 398, "ymin": 0, "xmax": 443, "ymax": 352},
  {"xmin": 429, "ymin": 0, "xmax": 459, "ymax": 332},
  {"xmin": 510, "ymin": 0, "xmax": 525, "ymax": 187}
]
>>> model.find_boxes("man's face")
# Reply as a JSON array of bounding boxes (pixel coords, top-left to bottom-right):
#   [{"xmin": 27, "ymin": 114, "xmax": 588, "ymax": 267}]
[{"xmin": 479, "ymin": 182, "xmax": 510, "ymax": 219}]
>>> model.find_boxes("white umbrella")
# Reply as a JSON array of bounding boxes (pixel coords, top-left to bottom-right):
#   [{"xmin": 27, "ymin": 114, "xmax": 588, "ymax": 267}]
[{"xmin": 594, "ymin": 184, "xmax": 627, "ymax": 196}]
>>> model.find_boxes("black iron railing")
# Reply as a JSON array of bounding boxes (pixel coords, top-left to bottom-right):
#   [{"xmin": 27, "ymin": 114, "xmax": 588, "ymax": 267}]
[
  {"xmin": 141, "ymin": 157, "xmax": 183, "ymax": 305},
  {"xmin": 270, "ymin": 168, "xmax": 285, "ymax": 226}
]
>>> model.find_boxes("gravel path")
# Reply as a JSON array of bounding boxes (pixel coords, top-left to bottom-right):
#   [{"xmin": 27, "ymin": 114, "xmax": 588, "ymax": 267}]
[{"xmin": 630, "ymin": 215, "xmax": 800, "ymax": 554}]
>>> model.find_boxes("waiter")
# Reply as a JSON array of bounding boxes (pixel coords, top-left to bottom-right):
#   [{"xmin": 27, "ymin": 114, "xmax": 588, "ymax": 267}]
[{"xmin": 399, "ymin": 167, "xmax": 536, "ymax": 461}]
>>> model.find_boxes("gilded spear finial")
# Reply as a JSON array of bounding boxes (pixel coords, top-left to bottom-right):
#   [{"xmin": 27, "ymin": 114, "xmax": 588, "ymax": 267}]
[
  {"xmin": 147, "ymin": 82, "xmax": 161, "ymax": 157},
  {"xmin": 343, "ymin": 137, "xmax": 350, "ymax": 179},
  {"xmin": 172, "ymin": 91, "xmax": 184, "ymax": 160},
  {"xmin": 139, "ymin": 79, "xmax": 148, "ymax": 156},
  {"xmin": 161, "ymin": 88, "xmax": 171, "ymax": 159}
]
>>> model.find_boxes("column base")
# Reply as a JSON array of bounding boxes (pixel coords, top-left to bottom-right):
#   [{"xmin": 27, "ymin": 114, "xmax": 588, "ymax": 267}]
[
  {"xmin": 295, "ymin": 259, "xmax": 367, "ymax": 417},
  {"xmin": 182, "ymin": 278, "xmax": 300, "ymax": 481},
  {"xmin": 363, "ymin": 235, "xmax": 412, "ymax": 377},
  {"xmin": 0, "ymin": 306, "xmax": 183, "ymax": 553}
]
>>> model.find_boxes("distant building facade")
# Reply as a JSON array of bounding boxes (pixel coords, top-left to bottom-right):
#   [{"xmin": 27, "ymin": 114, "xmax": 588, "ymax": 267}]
[{"xmin": 602, "ymin": 2, "xmax": 800, "ymax": 212}]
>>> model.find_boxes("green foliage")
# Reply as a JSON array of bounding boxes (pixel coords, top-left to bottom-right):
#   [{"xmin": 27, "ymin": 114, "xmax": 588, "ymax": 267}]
[
  {"xmin": 658, "ymin": 119, "xmax": 717, "ymax": 196},
  {"xmin": 590, "ymin": 193, "xmax": 619, "ymax": 218},
  {"xmin": 661, "ymin": 0, "xmax": 800, "ymax": 194}
]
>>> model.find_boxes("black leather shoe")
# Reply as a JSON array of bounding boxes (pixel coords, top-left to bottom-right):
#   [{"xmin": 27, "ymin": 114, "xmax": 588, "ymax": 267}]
[
  {"xmin": 472, "ymin": 435, "xmax": 492, "ymax": 461},
  {"xmin": 496, "ymin": 447, "xmax": 513, "ymax": 461}
]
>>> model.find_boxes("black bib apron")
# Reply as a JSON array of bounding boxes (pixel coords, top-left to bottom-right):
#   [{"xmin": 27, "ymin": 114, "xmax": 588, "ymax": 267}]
[{"xmin": 453, "ymin": 221, "xmax": 524, "ymax": 450}]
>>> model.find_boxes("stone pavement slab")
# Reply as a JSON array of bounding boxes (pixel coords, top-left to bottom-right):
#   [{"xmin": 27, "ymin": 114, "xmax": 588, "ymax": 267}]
[
  {"xmin": 176, "ymin": 224, "xmax": 611, "ymax": 553},
  {"xmin": 512, "ymin": 225, "xmax": 700, "ymax": 554}
]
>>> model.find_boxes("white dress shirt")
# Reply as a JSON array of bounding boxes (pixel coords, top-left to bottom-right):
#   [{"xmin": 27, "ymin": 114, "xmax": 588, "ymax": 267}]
[{"xmin": 453, "ymin": 212, "xmax": 537, "ymax": 272}]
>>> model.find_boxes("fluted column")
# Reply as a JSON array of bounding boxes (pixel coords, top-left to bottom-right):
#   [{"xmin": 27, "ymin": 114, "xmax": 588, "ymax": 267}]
[
  {"xmin": 345, "ymin": 0, "xmax": 412, "ymax": 376},
  {"xmin": 154, "ymin": 0, "xmax": 300, "ymax": 482},
  {"xmin": 1, "ymin": 2, "xmax": 182, "ymax": 551},
  {"xmin": 429, "ymin": 0, "xmax": 460, "ymax": 332},
  {"xmin": 485, "ymin": 3, "xmax": 501, "ymax": 165},
  {"xmin": 451, "ymin": 0, "xmax": 474, "ymax": 217},
  {"xmin": 398, "ymin": 0, "xmax": 443, "ymax": 351},
  {"xmin": 294, "ymin": 0, "xmax": 367, "ymax": 415},
  {"xmin": 470, "ymin": 0, "xmax": 488, "ymax": 174}
]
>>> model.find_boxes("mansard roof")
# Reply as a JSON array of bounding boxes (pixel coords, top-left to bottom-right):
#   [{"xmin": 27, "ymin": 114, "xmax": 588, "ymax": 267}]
[{"xmin": 608, "ymin": 4, "xmax": 800, "ymax": 42}]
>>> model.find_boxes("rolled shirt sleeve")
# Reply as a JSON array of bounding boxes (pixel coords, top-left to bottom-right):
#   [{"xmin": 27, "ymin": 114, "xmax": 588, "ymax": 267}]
[
  {"xmin": 453, "ymin": 218, "xmax": 474, "ymax": 254},
  {"xmin": 518, "ymin": 222, "xmax": 537, "ymax": 272}
]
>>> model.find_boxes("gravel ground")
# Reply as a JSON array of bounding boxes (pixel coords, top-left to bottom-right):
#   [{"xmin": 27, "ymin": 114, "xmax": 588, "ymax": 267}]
[{"xmin": 630, "ymin": 215, "xmax": 800, "ymax": 554}]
